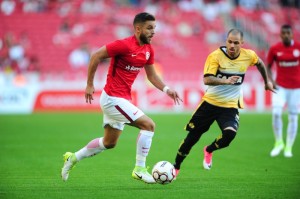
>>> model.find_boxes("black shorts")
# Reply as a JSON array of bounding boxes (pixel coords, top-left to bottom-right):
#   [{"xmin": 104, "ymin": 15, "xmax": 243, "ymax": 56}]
[{"xmin": 185, "ymin": 101, "xmax": 239, "ymax": 133}]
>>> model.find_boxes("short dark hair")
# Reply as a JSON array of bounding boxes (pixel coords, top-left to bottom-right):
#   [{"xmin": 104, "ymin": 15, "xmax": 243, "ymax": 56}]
[
  {"xmin": 133, "ymin": 12, "xmax": 155, "ymax": 25},
  {"xmin": 281, "ymin": 24, "xmax": 292, "ymax": 30},
  {"xmin": 227, "ymin": 28, "xmax": 244, "ymax": 39}
]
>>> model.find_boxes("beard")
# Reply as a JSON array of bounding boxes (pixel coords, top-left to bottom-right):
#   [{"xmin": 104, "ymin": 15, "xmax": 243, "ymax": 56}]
[
  {"xmin": 140, "ymin": 33, "xmax": 149, "ymax": 44},
  {"xmin": 283, "ymin": 38, "xmax": 291, "ymax": 46}
]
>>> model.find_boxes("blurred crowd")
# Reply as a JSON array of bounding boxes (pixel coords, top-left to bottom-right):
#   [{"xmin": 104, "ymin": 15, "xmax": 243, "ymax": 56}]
[
  {"xmin": 0, "ymin": 31, "xmax": 40, "ymax": 74},
  {"xmin": 0, "ymin": 0, "xmax": 299, "ymax": 76}
]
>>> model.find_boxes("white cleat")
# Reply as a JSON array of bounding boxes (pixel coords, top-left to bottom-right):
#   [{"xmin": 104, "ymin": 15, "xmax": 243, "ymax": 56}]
[
  {"xmin": 61, "ymin": 152, "xmax": 77, "ymax": 181},
  {"xmin": 132, "ymin": 166, "xmax": 156, "ymax": 184},
  {"xmin": 270, "ymin": 142, "xmax": 284, "ymax": 157},
  {"xmin": 284, "ymin": 147, "xmax": 293, "ymax": 158}
]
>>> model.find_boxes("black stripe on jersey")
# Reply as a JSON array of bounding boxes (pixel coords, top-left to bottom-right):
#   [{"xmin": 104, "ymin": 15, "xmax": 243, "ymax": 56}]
[
  {"xmin": 216, "ymin": 70, "xmax": 245, "ymax": 85},
  {"xmin": 112, "ymin": 56, "xmax": 119, "ymax": 77},
  {"xmin": 238, "ymin": 99, "xmax": 241, "ymax": 108},
  {"xmin": 204, "ymin": 74, "xmax": 215, "ymax": 77}
]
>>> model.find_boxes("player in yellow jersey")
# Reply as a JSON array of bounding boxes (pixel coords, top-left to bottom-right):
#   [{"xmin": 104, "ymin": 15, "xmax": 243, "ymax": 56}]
[{"xmin": 173, "ymin": 29, "xmax": 275, "ymax": 177}]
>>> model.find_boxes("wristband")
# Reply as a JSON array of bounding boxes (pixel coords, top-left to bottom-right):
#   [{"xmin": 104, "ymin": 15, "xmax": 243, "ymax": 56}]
[{"xmin": 163, "ymin": 86, "xmax": 170, "ymax": 93}]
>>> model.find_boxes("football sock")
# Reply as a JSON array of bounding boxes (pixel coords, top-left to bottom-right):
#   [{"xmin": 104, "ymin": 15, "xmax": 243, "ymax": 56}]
[
  {"xmin": 136, "ymin": 130, "xmax": 154, "ymax": 167},
  {"xmin": 206, "ymin": 129, "xmax": 236, "ymax": 153},
  {"xmin": 272, "ymin": 111, "xmax": 283, "ymax": 143},
  {"xmin": 75, "ymin": 137, "xmax": 106, "ymax": 161},
  {"xmin": 286, "ymin": 114, "xmax": 298, "ymax": 148},
  {"xmin": 174, "ymin": 130, "xmax": 202, "ymax": 169}
]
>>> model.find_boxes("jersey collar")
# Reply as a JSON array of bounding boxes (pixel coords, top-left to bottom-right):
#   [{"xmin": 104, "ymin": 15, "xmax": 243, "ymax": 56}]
[{"xmin": 220, "ymin": 46, "xmax": 240, "ymax": 60}]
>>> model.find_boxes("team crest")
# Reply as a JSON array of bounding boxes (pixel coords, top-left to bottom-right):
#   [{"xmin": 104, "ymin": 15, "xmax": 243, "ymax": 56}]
[
  {"xmin": 146, "ymin": 52, "xmax": 150, "ymax": 60},
  {"xmin": 293, "ymin": 49, "xmax": 300, "ymax": 57}
]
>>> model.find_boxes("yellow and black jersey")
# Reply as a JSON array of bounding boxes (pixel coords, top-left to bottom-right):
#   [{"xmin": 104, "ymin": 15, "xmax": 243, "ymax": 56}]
[{"xmin": 202, "ymin": 46, "xmax": 259, "ymax": 109}]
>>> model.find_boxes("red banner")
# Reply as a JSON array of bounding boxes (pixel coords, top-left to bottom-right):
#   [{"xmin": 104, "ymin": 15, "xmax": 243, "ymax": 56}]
[{"xmin": 34, "ymin": 91, "xmax": 101, "ymax": 111}]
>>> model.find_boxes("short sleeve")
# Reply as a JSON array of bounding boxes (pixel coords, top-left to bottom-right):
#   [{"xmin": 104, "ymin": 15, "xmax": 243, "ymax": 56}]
[
  {"xmin": 146, "ymin": 46, "xmax": 154, "ymax": 65},
  {"xmin": 248, "ymin": 49, "xmax": 259, "ymax": 66},
  {"xmin": 106, "ymin": 40, "xmax": 128, "ymax": 57},
  {"xmin": 203, "ymin": 52, "xmax": 219, "ymax": 76}
]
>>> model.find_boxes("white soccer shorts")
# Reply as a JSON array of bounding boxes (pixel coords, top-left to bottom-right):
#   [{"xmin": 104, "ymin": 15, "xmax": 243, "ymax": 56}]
[
  {"xmin": 100, "ymin": 90, "xmax": 144, "ymax": 130},
  {"xmin": 272, "ymin": 86, "xmax": 300, "ymax": 114}
]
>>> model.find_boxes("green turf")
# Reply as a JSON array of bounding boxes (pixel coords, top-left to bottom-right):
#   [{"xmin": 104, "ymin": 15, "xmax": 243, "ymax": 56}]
[{"xmin": 0, "ymin": 113, "xmax": 299, "ymax": 199}]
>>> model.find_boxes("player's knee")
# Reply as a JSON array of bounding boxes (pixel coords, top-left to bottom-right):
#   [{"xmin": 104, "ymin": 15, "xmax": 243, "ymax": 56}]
[
  {"xmin": 273, "ymin": 107, "xmax": 282, "ymax": 117},
  {"xmin": 221, "ymin": 129, "xmax": 236, "ymax": 147},
  {"xmin": 141, "ymin": 119, "xmax": 156, "ymax": 132}
]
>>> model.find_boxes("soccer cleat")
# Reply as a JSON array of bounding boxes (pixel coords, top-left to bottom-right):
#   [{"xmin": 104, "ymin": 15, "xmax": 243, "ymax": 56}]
[
  {"xmin": 203, "ymin": 146, "xmax": 213, "ymax": 170},
  {"xmin": 61, "ymin": 152, "xmax": 77, "ymax": 181},
  {"xmin": 270, "ymin": 141, "xmax": 284, "ymax": 157},
  {"xmin": 132, "ymin": 166, "xmax": 156, "ymax": 184},
  {"xmin": 284, "ymin": 147, "xmax": 293, "ymax": 158}
]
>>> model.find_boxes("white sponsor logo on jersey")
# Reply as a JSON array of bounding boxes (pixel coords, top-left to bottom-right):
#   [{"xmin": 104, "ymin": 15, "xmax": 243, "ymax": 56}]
[
  {"xmin": 293, "ymin": 49, "xmax": 300, "ymax": 57},
  {"xmin": 146, "ymin": 52, "xmax": 150, "ymax": 60},
  {"xmin": 125, "ymin": 65, "xmax": 142, "ymax": 71},
  {"xmin": 279, "ymin": 61, "xmax": 299, "ymax": 67}
]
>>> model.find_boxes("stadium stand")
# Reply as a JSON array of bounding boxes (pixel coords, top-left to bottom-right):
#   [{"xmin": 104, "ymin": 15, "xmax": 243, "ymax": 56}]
[{"xmin": 0, "ymin": 0, "xmax": 299, "ymax": 82}]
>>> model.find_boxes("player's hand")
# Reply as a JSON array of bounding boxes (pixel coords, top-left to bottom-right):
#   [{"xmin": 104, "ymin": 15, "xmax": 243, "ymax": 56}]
[
  {"xmin": 227, "ymin": 76, "xmax": 240, "ymax": 85},
  {"xmin": 166, "ymin": 89, "xmax": 183, "ymax": 105},
  {"xmin": 265, "ymin": 80, "xmax": 276, "ymax": 93},
  {"xmin": 85, "ymin": 85, "xmax": 95, "ymax": 104}
]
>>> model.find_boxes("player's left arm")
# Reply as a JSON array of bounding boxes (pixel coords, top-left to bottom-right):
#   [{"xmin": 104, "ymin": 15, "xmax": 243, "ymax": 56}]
[
  {"xmin": 145, "ymin": 64, "xmax": 182, "ymax": 105},
  {"xmin": 255, "ymin": 58, "xmax": 276, "ymax": 93}
]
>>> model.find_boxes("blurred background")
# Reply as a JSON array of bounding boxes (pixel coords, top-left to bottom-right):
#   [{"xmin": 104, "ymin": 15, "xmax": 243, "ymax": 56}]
[{"xmin": 0, "ymin": 0, "xmax": 299, "ymax": 114}]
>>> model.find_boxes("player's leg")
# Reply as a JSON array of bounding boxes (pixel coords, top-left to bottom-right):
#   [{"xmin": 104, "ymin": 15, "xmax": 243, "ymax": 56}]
[
  {"xmin": 174, "ymin": 101, "xmax": 216, "ymax": 174},
  {"xmin": 75, "ymin": 125, "xmax": 122, "ymax": 161},
  {"xmin": 106, "ymin": 94, "xmax": 155, "ymax": 183},
  {"xmin": 61, "ymin": 91, "xmax": 125, "ymax": 181},
  {"xmin": 129, "ymin": 115, "xmax": 156, "ymax": 183},
  {"xmin": 61, "ymin": 126, "xmax": 121, "ymax": 181},
  {"xmin": 284, "ymin": 88, "xmax": 300, "ymax": 157},
  {"xmin": 270, "ymin": 86, "xmax": 286, "ymax": 157},
  {"xmin": 203, "ymin": 108, "xmax": 239, "ymax": 170}
]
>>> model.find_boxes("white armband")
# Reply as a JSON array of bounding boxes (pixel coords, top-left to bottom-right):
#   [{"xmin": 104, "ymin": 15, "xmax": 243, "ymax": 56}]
[{"xmin": 163, "ymin": 86, "xmax": 170, "ymax": 93}]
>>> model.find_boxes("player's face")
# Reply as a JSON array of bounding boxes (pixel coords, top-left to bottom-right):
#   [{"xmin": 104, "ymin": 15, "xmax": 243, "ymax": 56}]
[
  {"xmin": 280, "ymin": 28, "xmax": 293, "ymax": 46},
  {"xmin": 139, "ymin": 21, "xmax": 156, "ymax": 44},
  {"xmin": 226, "ymin": 33, "xmax": 243, "ymax": 58}
]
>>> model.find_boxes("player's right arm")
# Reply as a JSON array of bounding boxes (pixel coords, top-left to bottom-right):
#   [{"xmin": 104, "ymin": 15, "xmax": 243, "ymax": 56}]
[
  {"xmin": 266, "ymin": 46, "xmax": 277, "ymax": 89},
  {"xmin": 203, "ymin": 53, "xmax": 240, "ymax": 85},
  {"xmin": 85, "ymin": 46, "xmax": 110, "ymax": 104}
]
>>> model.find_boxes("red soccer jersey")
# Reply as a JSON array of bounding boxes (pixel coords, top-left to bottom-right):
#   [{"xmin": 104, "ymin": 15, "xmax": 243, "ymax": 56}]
[
  {"xmin": 267, "ymin": 41, "xmax": 300, "ymax": 88},
  {"xmin": 104, "ymin": 35, "xmax": 154, "ymax": 100}
]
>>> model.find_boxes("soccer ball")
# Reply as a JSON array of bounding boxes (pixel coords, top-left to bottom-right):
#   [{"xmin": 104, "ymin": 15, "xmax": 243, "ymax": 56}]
[{"xmin": 152, "ymin": 161, "xmax": 176, "ymax": 185}]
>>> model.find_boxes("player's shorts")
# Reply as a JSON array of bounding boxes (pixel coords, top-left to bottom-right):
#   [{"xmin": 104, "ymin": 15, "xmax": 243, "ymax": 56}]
[
  {"xmin": 185, "ymin": 101, "xmax": 239, "ymax": 133},
  {"xmin": 272, "ymin": 86, "xmax": 300, "ymax": 114},
  {"xmin": 100, "ymin": 90, "xmax": 144, "ymax": 131}
]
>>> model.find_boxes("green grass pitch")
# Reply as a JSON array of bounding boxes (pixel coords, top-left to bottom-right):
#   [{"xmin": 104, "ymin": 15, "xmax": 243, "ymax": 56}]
[{"xmin": 0, "ymin": 113, "xmax": 299, "ymax": 199}]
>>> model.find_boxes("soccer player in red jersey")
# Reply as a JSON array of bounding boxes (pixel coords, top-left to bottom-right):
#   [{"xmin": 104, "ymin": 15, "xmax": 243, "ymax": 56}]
[
  {"xmin": 267, "ymin": 25, "xmax": 300, "ymax": 158},
  {"xmin": 61, "ymin": 12, "xmax": 182, "ymax": 183}
]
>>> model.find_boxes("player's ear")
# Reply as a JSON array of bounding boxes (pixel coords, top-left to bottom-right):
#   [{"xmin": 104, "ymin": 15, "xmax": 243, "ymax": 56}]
[{"xmin": 134, "ymin": 24, "xmax": 142, "ymax": 33}]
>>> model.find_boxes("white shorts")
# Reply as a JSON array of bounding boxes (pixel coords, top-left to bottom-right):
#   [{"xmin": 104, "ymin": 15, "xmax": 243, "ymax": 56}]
[
  {"xmin": 272, "ymin": 86, "xmax": 300, "ymax": 114},
  {"xmin": 100, "ymin": 90, "xmax": 144, "ymax": 130}
]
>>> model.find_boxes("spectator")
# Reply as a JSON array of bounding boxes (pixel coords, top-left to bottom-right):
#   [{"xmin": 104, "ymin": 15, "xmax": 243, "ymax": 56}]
[
  {"xmin": 68, "ymin": 43, "xmax": 90, "ymax": 69},
  {"xmin": 1, "ymin": 0, "xmax": 15, "ymax": 15},
  {"xmin": 80, "ymin": 0, "xmax": 103, "ymax": 15}
]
